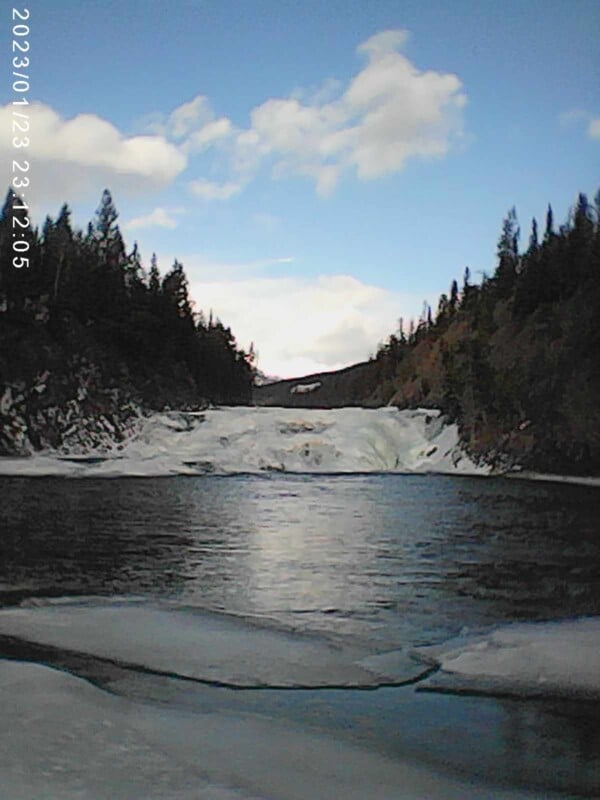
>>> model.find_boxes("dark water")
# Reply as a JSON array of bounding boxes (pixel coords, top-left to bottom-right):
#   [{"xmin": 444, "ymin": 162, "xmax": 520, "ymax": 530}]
[
  {"xmin": 2, "ymin": 473, "xmax": 599, "ymax": 646},
  {"xmin": 1, "ymin": 473, "xmax": 600, "ymax": 796}
]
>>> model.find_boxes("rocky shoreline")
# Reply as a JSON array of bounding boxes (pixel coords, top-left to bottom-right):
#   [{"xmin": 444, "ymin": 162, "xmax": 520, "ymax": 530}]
[{"xmin": 0, "ymin": 357, "xmax": 208, "ymax": 458}]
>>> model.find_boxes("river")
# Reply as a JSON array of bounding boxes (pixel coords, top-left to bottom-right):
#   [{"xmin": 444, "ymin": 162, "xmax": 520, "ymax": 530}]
[{"xmin": 1, "ymin": 470, "xmax": 599, "ymax": 798}]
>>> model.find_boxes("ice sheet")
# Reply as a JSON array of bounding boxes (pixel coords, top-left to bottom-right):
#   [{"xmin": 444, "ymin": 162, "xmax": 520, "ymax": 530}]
[
  {"xmin": 0, "ymin": 660, "xmax": 557, "ymax": 800},
  {"xmin": 0, "ymin": 600, "xmax": 422, "ymax": 688},
  {"xmin": 0, "ymin": 406, "xmax": 487, "ymax": 477},
  {"xmin": 506, "ymin": 471, "xmax": 600, "ymax": 488},
  {"xmin": 415, "ymin": 617, "xmax": 600, "ymax": 698}
]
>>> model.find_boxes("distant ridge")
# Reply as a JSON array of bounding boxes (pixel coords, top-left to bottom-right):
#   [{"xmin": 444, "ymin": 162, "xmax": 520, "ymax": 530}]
[{"xmin": 253, "ymin": 360, "xmax": 382, "ymax": 408}]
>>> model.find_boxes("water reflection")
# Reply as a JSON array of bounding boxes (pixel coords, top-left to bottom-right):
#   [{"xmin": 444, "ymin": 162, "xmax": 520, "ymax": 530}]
[
  {"xmin": 1, "ymin": 474, "xmax": 599, "ymax": 650},
  {"xmin": 2, "ymin": 473, "xmax": 600, "ymax": 796}
]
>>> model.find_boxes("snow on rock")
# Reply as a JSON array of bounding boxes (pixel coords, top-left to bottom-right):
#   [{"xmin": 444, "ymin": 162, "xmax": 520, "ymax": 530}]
[
  {"xmin": 414, "ymin": 617, "xmax": 600, "ymax": 699},
  {"xmin": 0, "ymin": 660, "xmax": 555, "ymax": 800},
  {"xmin": 0, "ymin": 385, "xmax": 13, "ymax": 415},
  {"xmin": 0, "ymin": 406, "xmax": 487, "ymax": 478},
  {"xmin": 0, "ymin": 599, "xmax": 423, "ymax": 688},
  {"xmin": 290, "ymin": 381, "xmax": 322, "ymax": 395},
  {"xmin": 0, "ymin": 358, "xmax": 145, "ymax": 457}
]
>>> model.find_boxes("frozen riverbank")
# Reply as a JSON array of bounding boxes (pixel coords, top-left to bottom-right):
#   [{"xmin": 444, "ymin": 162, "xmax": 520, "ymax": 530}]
[{"xmin": 1, "ymin": 635, "xmax": 587, "ymax": 800}]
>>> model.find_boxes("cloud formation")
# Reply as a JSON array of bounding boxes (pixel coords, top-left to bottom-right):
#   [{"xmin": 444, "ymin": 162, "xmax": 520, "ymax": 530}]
[
  {"xmin": 1, "ymin": 31, "xmax": 466, "ymax": 214},
  {"xmin": 171, "ymin": 29, "xmax": 467, "ymax": 197},
  {"xmin": 186, "ymin": 268, "xmax": 423, "ymax": 377},
  {"xmin": 188, "ymin": 178, "xmax": 243, "ymax": 200},
  {"xmin": 588, "ymin": 118, "xmax": 600, "ymax": 140},
  {"xmin": 124, "ymin": 207, "xmax": 183, "ymax": 230},
  {"xmin": 559, "ymin": 109, "xmax": 600, "ymax": 141},
  {"xmin": 0, "ymin": 101, "xmax": 186, "ymax": 208},
  {"xmin": 231, "ymin": 29, "xmax": 466, "ymax": 195}
]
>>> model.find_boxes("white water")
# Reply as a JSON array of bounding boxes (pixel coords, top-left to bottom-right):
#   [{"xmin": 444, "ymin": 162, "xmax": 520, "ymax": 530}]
[
  {"xmin": 0, "ymin": 406, "xmax": 487, "ymax": 478},
  {"xmin": 415, "ymin": 617, "xmax": 600, "ymax": 698}
]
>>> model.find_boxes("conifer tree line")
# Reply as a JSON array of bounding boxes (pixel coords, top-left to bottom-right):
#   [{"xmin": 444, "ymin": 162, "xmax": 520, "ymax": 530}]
[
  {"xmin": 0, "ymin": 189, "xmax": 254, "ymax": 405},
  {"xmin": 373, "ymin": 190, "xmax": 600, "ymax": 473}
]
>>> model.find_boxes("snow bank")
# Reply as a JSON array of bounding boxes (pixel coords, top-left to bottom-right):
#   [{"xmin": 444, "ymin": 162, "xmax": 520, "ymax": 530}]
[
  {"xmin": 414, "ymin": 617, "xmax": 600, "ymax": 699},
  {"xmin": 0, "ymin": 600, "xmax": 422, "ymax": 688},
  {"xmin": 0, "ymin": 406, "xmax": 487, "ymax": 478},
  {"xmin": 0, "ymin": 660, "xmax": 556, "ymax": 800},
  {"xmin": 506, "ymin": 471, "xmax": 600, "ymax": 488}
]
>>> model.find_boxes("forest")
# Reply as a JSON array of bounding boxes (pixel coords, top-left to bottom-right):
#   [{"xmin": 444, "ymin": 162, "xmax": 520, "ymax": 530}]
[
  {"xmin": 1, "ymin": 186, "xmax": 599, "ymax": 474},
  {"xmin": 369, "ymin": 190, "xmax": 600, "ymax": 474},
  {"xmin": 0, "ymin": 189, "xmax": 254, "ymax": 454}
]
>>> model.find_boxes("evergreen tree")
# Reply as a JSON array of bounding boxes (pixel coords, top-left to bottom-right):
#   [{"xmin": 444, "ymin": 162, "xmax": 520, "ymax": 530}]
[
  {"xmin": 528, "ymin": 217, "xmax": 539, "ymax": 252},
  {"xmin": 495, "ymin": 207, "xmax": 520, "ymax": 297},
  {"xmin": 461, "ymin": 266, "xmax": 477, "ymax": 311},
  {"xmin": 449, "ymin": 279, "xmax": 459, "ymax": 315},
  {"xmin": 126, "ymin": 242, "xmax": 143, "ymax": 287},
  {"xmin": 544, "ymin": 204, "xmax": 554, "ymax": 241},
  {"xmin": 0, "ymin": 189, "xmax": 40, "ymax": 302},
  {"xmin": 94, "ymin": 189, "xmax": 119, "ymax": 242},
  {"xmin": 149, "ymin": 253, "xmax": 160, "ymax": 293},
  {"xmin": 162, "ymin": 259, "xmax": 193, "ymax": 320},
  {"xmin": 44, "ymin": 203, "xmax": 74, "ymax": 300},
  {"xmin": 93, "ymin": 189, "xmax": 125, "ymax": 268}
]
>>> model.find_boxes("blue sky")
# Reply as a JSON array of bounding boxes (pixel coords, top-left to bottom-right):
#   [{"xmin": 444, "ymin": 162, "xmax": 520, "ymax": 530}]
[{"xmin": 2, "ymin": 0, "xmax": 599, "ymax": 376}]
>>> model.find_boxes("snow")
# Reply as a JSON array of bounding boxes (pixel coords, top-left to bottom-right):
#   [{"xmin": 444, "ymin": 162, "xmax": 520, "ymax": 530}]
[
  {"xmin": 414, "ymin": 617, "xmax": 600, "ymax": 699},
  {"xmin": 290, "ymin": 381, "xmax": 322, "ymax": 394},
  {"xmin": 506, "ymin": 471, "xmax": 600, "ymax": 488},
  {"xmin": 0, "ymin": 599, "xmax": 423, "ymax": 688},
  {"xmin": 0, "ymin": 660, "xmax": 557, "ymax": 800},
  {"xmin": 0, "ymin": 406, "xmax": 487, "ymax": 478}
]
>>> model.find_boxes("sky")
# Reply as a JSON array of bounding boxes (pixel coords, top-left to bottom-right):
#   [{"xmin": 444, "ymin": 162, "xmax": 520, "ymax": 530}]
[{"xmin": 2, "ymin": 0, "xmax": 599, "ymax": 377}]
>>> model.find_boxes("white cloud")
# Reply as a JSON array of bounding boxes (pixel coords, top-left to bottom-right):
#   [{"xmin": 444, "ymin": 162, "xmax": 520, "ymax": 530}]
[
  {"xmin": 142, "ymin": 31, "xmax": 466, "ymax": 200},
  {"xmin": 160, "ymin": 95, "xmax": 233, "ymax": 155},
  {"xmin": 167, "ymin": 95, "xmax": 214, "ymax": 139},
  {"xmin": 184, "ymin": 267, "xmax": 424, "ymax": 377},
  {"xmin": 124, "ymin": 207, "xmax": 182, "ymax": 230},
  {"xmin": 588, "ymin": 117, "xmax": 600, "ymax": 139},
  {"xmin": 184, "ymin": 118, "xmax": 233, "ymax": 152},
  {"xmin": 230, "ymin": 29, "xmax": 466, "ymax": 194},
  {"xmin": 0, "ymin": 101, "xmax": 186, "ymax": 210},
  {"xmin": 559, "ymin": 109, "xmax": 600, "ymax": 140},
  {"xmin": 188, "ymin": 178, "xmax": 243, "ymax": 200},
  {"xmin": 1, "ymin": 31, "xmax": 466, "ymax": 218},
  {"xmin": 357, "ymin": 29, "xmax": 411, "ymax": 58}
]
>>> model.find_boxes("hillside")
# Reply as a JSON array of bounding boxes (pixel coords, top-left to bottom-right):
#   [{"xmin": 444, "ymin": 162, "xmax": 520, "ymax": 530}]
[
  {"xmin": 253, "ymin": 361, "xmax": 381, "ymax": 408},
  {"xmin": 366, "ymin": 192, "xmax": 600, "ymax": 475},
  {"xmin": 257, "ymin": 191, "xmax": 600, "ymax": 476},
  {"xmin": 0, "ymin": 189, "xmax": 253, "ymax": 455}
]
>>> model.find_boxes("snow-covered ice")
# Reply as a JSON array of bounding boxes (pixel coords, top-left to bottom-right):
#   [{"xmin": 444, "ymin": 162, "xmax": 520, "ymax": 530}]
[
  {"xmin": 0, "ymin": 406, "xmax": 487, "ymax": 478},
  {"xmin": 415, "ymin": 616, "xmax": 600, "ymax": 698},
  {"xmin": 0, "ymin": 599, "xmax": 422, "ymax": 688},
  {"xmin": 506, "ymin": 471, "xmax": 600, "ymax": 488},
  {"xmin": 0, "ymin": 660, "xmax": 561, "ymax": 800}
]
